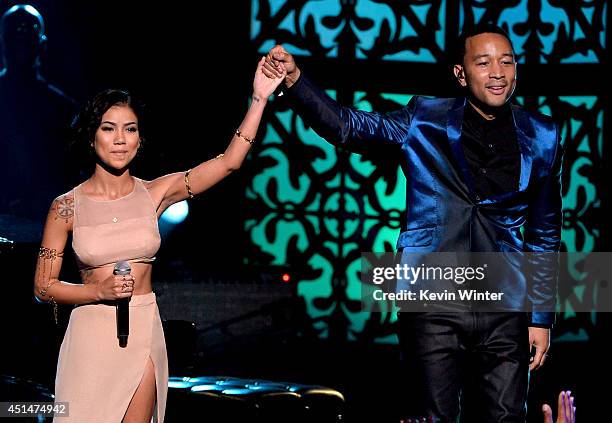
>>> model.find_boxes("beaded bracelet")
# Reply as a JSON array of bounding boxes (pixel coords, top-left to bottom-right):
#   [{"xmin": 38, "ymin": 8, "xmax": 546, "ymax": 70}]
[
  {"xmin": 184, "ymin": 169, "xmax": 194, "ymax": 199},
  {"xmin": 235, "ymin": 129, "xmax": 255, "ymax": 144},
  {"xmin": 40, "ymin": 279, "xmax": 58, "ymax": 297}
]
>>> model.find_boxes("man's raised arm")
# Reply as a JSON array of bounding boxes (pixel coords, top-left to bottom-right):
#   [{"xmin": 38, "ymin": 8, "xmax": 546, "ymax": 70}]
[{"xmin": 263, "ymin": 45, "xmax": 415, "ymax": 153}]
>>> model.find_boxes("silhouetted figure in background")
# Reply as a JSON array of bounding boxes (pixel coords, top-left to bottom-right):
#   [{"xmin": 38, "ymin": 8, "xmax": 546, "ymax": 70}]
[
  {"xmin": 0, "ymin": 4, "xmax": 76, "ymax": 228},
  {"xmin": 0, "ymin": 3, "xmax": 77, "ymax": 391}
]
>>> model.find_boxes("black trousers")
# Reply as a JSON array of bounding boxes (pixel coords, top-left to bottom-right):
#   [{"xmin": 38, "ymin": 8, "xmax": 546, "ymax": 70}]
[{"xmin": 398, "ymin": 312, "xmax": 530, "ymax": 423}]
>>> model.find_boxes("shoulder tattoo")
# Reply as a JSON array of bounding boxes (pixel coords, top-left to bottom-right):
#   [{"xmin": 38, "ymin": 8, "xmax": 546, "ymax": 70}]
[{"xmin": 52, "ymin": 195, "xmax": 74, "ymax": 222}]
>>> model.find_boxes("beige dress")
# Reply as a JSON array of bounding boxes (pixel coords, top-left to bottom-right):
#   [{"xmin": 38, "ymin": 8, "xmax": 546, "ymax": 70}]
[{"xmin": 54, "ymin": 178, "xmax": 168, "ymax": 422}]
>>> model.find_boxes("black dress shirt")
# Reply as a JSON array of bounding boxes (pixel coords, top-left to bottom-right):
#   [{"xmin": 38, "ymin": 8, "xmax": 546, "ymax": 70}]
[{"xmin": 461, "ymin": 103, "xmax": 520, "ymax": 201}]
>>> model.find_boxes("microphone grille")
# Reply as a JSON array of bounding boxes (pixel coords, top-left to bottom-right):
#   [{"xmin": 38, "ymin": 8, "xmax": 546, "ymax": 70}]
[{"xmin": 113, "ymin": 260, "xmax": 131, "ymax": 275}]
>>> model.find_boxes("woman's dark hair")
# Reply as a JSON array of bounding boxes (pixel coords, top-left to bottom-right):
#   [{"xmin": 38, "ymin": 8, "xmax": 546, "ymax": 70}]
[
  {"xmin": 452, "ymin": 23, "xmax": 514, "ymax": 66},
  {"xmin": 71, "ymin": 88, "xmax": 146, "ymax": 151}
]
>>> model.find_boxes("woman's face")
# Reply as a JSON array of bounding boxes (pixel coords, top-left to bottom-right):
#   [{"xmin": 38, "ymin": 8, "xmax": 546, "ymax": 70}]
[{"xmin": 92, "ymin": 104, "xmax": 140, "ymax": 170}]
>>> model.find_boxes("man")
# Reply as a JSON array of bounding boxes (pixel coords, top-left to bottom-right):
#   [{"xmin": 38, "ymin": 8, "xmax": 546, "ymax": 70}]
[
  {"xmin": 263, "ymin": 23, "xmax": 561, "ymax": 422},
  {"xmin": 0, "ymin": 3, "xmax": 77, "ymax": 388},
  {"xmin": 0, "ymin": 4, "xmax": 76, "ymax": 222}
]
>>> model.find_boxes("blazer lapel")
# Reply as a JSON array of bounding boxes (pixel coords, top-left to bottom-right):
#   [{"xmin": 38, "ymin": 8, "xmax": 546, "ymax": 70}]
[
  {"xmin": 511, "ymin": 104, "xmax": 534, "ymax": 193},
  {"xmin": 445, "ymin": 98, "xmax": 534, "ymax": 202},
  {"xmin": 446, "ymin": 97, "xmax": 477, "ymax": 196}
]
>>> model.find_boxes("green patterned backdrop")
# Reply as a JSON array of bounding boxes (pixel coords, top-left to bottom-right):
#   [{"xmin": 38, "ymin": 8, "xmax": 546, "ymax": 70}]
[{"xmin": 245, "ymin": 0, "xmax": 607, "ymax": 343}]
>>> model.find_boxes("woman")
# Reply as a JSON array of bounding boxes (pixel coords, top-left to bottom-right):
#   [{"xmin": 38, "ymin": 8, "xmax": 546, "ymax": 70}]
[{"xmin": 33, "ymin": 57, "xmax": 286, "ymax": 422}]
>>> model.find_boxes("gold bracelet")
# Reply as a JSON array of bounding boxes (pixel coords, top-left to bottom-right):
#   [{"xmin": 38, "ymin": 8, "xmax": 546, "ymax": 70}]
[
  {"xmin": 184, "ymin": 169, "xmax": 195, "ymax": 199},
  {"xmin": 235, "ymin": 129, "xmax": 255, "ymax": 144},
  {"xmin": 40, "ymin": 279, "xmax": 58, "ymax": 297},
  {"xmin": 39, "ymin": 246, "xmax": 62, "ymax": 260}
]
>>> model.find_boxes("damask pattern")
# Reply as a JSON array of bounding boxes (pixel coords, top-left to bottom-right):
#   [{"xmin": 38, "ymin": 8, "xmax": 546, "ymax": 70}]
[
  {"xmin": 460, "ymin": 0, "xmax": 606, "ymax": 63},
  {"xmin": 251, "ymin": 0, "xmax": 606, "ymax": 63},
  {"xmin": 246, "ymin": 0, "xmax": 607, "ymax": 343},
  {"xmin": 535, "ymin": 95, "xmax": 603, "ymax": 341}
]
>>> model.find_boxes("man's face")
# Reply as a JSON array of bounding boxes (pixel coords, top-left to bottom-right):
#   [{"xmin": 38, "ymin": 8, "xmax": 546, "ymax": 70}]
[
  {"xmin": 1, "ymin": 11, "xmax": 43, "ymax": 68},
  {"xmin": 454, "ymin": 32, "xmax": 517, "ymax": 108}
]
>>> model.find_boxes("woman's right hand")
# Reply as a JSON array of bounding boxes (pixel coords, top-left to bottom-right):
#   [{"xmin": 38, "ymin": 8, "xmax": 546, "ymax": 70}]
[
  {"xmin": 96, "ymin": 274, "xmax": 135, "ymax": 301},
  {"xmin": 253, "ymin": 56, "xmax": 286, "ymax": 100}
]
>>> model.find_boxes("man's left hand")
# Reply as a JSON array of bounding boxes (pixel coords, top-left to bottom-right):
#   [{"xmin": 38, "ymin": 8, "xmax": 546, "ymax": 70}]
[{"xmin": 529, "ymin": 327, "xmax": 550, "ymax": 371}]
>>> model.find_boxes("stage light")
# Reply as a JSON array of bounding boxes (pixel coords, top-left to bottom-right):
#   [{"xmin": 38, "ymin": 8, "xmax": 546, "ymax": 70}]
[
  {"xmin": 281, "ymin": 273, "xmax": 291, "ymax": 283},
  {"xmin": 161, "ymin": 200, "xmax": 189, "ymax": 224}
]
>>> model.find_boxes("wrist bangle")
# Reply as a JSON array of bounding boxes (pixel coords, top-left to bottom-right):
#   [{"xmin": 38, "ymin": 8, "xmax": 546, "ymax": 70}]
[
  {"xmin": 235, "ymin": 129, "xmax": 255, "ymax": 144},
  {"xmin": 40, "ymin": 279, "xmax": 58, "ymax": 297},
  {"xmin": 184, "ymin": 169, "xmax": 195, "ymax": 199}
]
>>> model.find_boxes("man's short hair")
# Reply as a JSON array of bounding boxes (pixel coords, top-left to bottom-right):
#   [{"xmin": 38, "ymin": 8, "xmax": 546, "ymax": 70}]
[{"xmin": 453, "ymin": 23, "xmax": 514, "ymax": 65}]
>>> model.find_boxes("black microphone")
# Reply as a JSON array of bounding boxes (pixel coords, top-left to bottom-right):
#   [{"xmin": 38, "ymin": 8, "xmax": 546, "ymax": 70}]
[{"xmin": 114, "ymin": 261, "xmax": 131, "ymax": 348}]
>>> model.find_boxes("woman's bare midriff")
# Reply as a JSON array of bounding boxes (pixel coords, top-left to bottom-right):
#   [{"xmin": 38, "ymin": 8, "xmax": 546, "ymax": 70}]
[{"xmin": 80, "ymin": 262, "xmax": 154, "ymax": 297}]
